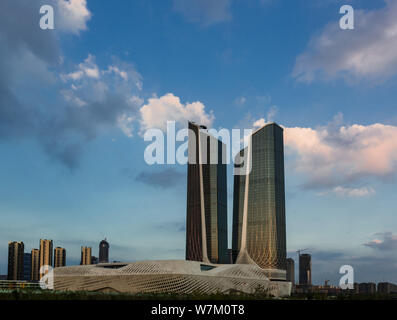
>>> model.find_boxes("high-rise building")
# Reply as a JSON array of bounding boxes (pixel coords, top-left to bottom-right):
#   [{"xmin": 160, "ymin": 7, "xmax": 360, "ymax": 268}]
[
  {"xmin": 23, "ymin": 253, "xmax": 32, "ymax": 281},
  {"xmin": 31, "ymin": 249, "xmax": 40, "ymax": 281},
  {"xmin": 81, "ymin": 247, "xmax": 92, "ymax": 265},
  {"xmin": 7, "ymin": 241, "xmax": 24, "ymax": 280},
  {"xmin": 299, "ymin": 253, "xmax": 312, "ymax": 286},
  {"xmin": 39, "ymin": 239, "xmax": 53, "ymax": 279},
  {"xmin": 286, "ymin": 258, "xmax": 295, "ymax": 285},
  {"xmin": 91, "ymin": 256, "xmax": 98, "ymax": 265},
  {"xmin": 54, "ymin": 247, "xmax": 66, "ymax": 268},
  {"xmin": 232, "ymin": 123, "xmax": 287, "ymax": 280},
  {"xmin": 99, "ymin": 239, "xmax": 109, "ymax": 263},
  {"xmin": 185, "ymin": 121, "xmax": 228, "ymax": 264},
  {"xmin": 378, "ymin": 282, "xmax": 397, "ymax": 294},
  {"xmin": 358, "ymin": 282, "xmax": 376, "ymax": 295},
  {"xmin": 227, "ymin": 249, "xmax": 233, "ymax": 264}
]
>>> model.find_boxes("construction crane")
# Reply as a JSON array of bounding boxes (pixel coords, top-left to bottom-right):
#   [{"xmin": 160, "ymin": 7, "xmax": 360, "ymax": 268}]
[{"xmin": 296, "ymin": 248, "xmax": 309, "ymax": 257}]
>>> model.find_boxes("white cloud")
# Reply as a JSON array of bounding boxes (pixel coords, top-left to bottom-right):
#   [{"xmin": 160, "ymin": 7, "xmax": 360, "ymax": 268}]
[
  {"xmin": 293, "ymin": 1, "xmax": 397, "ymax": 83},
  {"xmin": 251, "ymin": 107, "xmax": 278, "ymax": 129},
  {"xmin": 105, "ymin": 66, "xmax": 129, "ymax": 81},
  {"xmin": 328, "ymin": 186, "xmax": 376, "ymax": 197},
  {"xmin": 234, "ymin": 96, "xmax": 247, "ymax": 107},
  {"xmin": 60, "ymin": 54, "xmax": 143, "ymax": 138},
  {"xmin": 253, "ymin": 118, "xmax": 266, "ymax": 128},
  {"xmin": 284, "ymin": 115, "xmax": 397, "ymax": 189},
  {"xmin": 139, "ymin": 93, "xmax": 214, "ymax": 132},
  {"xmin": 364, "ymin": 232, "xmax": 397, "ymax": 250},
  {"xmin": 117, "ymin": 114, "xmax": 135, "ymax": 138},
  {"xmin": 56, "ymin": 0, "xmax": 92, "ymax": 34},
  {"xmin": 61, "ymin": 55, "xmax": 142, "ymax": 105},
  {"xmin": 173, "ymin": 0, "xmax": 232, "ymax": 26},
  {"xmin": 62, "ymin": 54, "xmax": 100, "ymax": 81}
]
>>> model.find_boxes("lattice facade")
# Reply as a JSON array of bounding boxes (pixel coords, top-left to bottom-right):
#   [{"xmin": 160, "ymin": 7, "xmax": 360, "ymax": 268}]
[{"xmin": 53, "ymin": 260, "xmax": 291, "ymax": 297}]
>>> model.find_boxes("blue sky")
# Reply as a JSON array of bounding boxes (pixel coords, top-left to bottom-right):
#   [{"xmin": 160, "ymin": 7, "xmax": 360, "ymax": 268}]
[{"xmin": 1, "ymin": 0, "xmax": 397, "ymax": 285}]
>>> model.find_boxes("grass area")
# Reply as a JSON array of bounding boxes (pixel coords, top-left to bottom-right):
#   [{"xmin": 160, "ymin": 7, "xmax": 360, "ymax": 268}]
[
  {"xmin": 0, "ymin": 289, "xmax": 275, "ymax": 300},
  {"xmin": 1, "ymin": 289, "xmax": 397, "ymax": 300}
]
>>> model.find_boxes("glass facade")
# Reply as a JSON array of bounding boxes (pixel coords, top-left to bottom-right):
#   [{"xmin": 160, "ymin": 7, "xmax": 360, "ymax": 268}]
[
  {"xmin": 186, "ymin": 122, "xmax": 228, "ymax": 264},
  {"xmin": 99, "ymin": 239, "xmax": 109, "ymax": 263},
  {"xmin": 299, "ymin": 254, "xmax": 312, "ymax": 285},
  {"xmin": 23, "ymin": 253, "xmax": 31, "ymax": 281},
  {"xmin": 232, "ymin": 123, "xmax": 287, "ymax": 274}
]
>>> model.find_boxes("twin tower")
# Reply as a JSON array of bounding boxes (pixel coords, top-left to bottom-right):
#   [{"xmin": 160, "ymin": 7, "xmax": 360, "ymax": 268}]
[{"xmin": 185, "ymin": 121, "xmax": 287, "ymax": 280}]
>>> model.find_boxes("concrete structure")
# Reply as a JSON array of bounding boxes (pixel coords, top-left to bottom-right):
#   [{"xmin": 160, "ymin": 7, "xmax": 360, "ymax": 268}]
[
  {"xmin": 359, "ymin": 282, "xmax": 376, "ymax": 295},
  {"xmin": 39, "ymin": 239, "xmax": 53, "ymax": 279},
  {"xmin": 23, "ymin": 253, "xmax": 31, "ymax": 281},
  {"xmin": 378, "ymin": 282, "xmax": 397, "ymax": 294},
  {"xmin": 53, "ymin": 260, "xmax": 291, "ymax": 297},
  {"xmin": 286, "ymin": 258, "xmax": 295, "ymax": 285},
  {"xmin": 31, "ymin": 249, "xmax": 40, "ymax": 281},
  {"xmin": 7, "ymin": 241, "xmax": 24, "ymax": 280},
  {"xmin": 186, "ymin": 122, "xmax": 228, "ymax": 264},
  {"xmin": 232, "ymin": 123, "xmax": 287, "ymax": 280},
  {"xmin": 54, "ymin": 247, "xmax": 66, "ymax": 268},
  {"xmin": 299, "ymin": 254, "xmax": 311, "ymax": 286},
  {"xmin": 81, "ymin": 247, "xmax": 92, "ymax": 265},
  {"xmin": 99, "ymin": 239, "xmax": 109, "ymax": 263}
]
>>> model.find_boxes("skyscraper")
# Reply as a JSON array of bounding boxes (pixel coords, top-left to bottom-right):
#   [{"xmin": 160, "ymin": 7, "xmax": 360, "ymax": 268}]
[
  {"xmin": 299, "ymin": 253, "xmax": 312, "ymax": 286},
  {"xmin": 31, "ymin": 249, "xmax": 40, "ymax": 281},
  {"xmin": 232, "ymin": 123, "xmax": 287, "ymax": 280},
  {"xmin": 54, "ymin": 247, "xmax": 66, "ymax": 268},
  {"xmin": 185, "ymin": 122, "xmax": 228, "ymax": 264},
  {"xmin": 99, "ymin": 239, "xmax": 109, "ymax": 263},
  {"xmin": 23, "ymin": 253, "xmax": 32, "ymax": 281},
  {"xmin": 39, "ymin": 239, "xmax": 53, "ymax": 279},
  {"xmin": 286, "ymin": 258, "xmax": 295, "ymax": 285},
  {"xmin": 7, "ymin": 241, "xmax": 24, "ymax": 280},
  {"xmin": 81, "ymin": 247, "xmax": 92, "ymax": 265}
]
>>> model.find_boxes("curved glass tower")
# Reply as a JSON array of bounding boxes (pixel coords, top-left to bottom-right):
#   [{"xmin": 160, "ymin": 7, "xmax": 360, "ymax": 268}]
[
  {"xmin": 186, "ymin": 122, "xmax": 228, "ymax": 264},
  {"xmin": 232, "ymin": 122, "xmax": 287, "ymax": 280}
]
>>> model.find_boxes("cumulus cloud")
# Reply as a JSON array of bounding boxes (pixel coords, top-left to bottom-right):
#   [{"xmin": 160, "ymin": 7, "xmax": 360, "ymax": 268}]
[
  {"xmin": 61, "ymin": 54, "xmax": 142, "ymax": 108},
  {"xmin": 320, "ymin": 186, "xmax": 376, "ymax": 198},
  {"xmin": 55, "ymin": 0, "xmax": 92, "ymax": 34},
  {"xmin": 61, "ymin": 54, "xmax": 100, "ymax": 81},
  {"xmin": 173, "ymin": 0, "xmax": 232, "ymax": 26},
  {"xmin": 253, "ymin": 118, "xmax": 266, "ymax": 129},
  {"xmin": 51, "ymin": 54, "xmax": 144, "ymax": 166},
  {"xmin": 0, "ymin": 0, "xmax": 146, "ymax": 169},
  {"xmin": 284, "ymin": 114, "xmax": 397, "ymax": 190},
  {"xmin": 251, "ymin": 107, "xmax": 278, "ymax": 129},
  {"xmin": 364, "ymin": 232, "xmax": 397, "ymax": 251},
  {"xmin": 293, "ymin": 1, "xmax": 397, "ymax": 83},
  {"xmin": 139, "ymin": 93, "xmax": 214, "ymax": 132}
]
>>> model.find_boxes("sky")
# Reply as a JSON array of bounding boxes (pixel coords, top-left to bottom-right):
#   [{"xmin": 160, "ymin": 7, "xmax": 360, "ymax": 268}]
[{"xmin": 1, "ymin": 0, "xmax": 397, "ymax": 285}]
